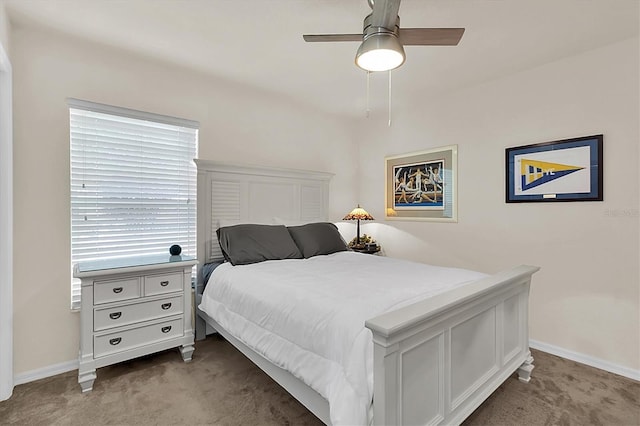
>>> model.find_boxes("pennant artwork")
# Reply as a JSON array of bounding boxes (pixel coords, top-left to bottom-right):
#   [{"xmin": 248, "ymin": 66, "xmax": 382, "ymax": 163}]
[{"xmin": 506, "ymin": 135, "xmax": 603, "ymax": 202}]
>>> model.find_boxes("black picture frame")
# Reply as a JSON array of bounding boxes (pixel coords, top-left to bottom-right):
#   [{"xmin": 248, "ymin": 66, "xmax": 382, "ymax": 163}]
[{"xmin": 505, "ymin": 135, "xmax": 603, "ymax": 203}]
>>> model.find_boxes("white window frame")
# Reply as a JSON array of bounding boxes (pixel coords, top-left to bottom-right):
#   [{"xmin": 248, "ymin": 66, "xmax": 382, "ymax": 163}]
[{"xmin": 67, "ymin": 98, "xmax": 199, "ymax": 310}]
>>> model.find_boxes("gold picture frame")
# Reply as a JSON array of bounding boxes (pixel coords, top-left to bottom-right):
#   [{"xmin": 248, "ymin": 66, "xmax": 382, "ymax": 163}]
[{"xmin": 385, "ymin": 145, "xmax": 458, "ymax": 222}]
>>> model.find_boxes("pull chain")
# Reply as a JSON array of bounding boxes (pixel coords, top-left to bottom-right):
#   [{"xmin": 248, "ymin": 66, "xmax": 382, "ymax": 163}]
[
  {"xmin": 363, "ymin": 69, "xmax": 394, "ymax": 125},
  {"xmin": 366, "ymin": 71, "xmax": 371, "ymax": 118},
  {"xmin": 388, "ymin": 70, "xmax": 392, "ymax": 127}
]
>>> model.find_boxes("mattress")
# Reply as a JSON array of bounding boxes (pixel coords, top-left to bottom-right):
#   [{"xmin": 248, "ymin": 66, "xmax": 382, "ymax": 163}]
[{"xmin": 199, "ymin": 251, "xmax": 487, "ymax": 425}]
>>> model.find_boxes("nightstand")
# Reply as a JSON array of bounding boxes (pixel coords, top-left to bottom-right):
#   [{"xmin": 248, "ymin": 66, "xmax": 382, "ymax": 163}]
[
  {"xmin": 74, "ymin": 254, "xmax": 197, "ymax": 392},
  {"xmin": 351, "ymin": 246, "xmax": 381, "ymax": 255}
]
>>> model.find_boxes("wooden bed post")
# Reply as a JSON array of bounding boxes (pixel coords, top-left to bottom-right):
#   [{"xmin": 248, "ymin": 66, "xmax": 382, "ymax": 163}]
[
  {"xmin": 517, "ymin": 353, "xmax": 535, "ymax": 383},
  {"xmin": 371, "ymin": 340, "xmax": 400, "ymax": 425}
]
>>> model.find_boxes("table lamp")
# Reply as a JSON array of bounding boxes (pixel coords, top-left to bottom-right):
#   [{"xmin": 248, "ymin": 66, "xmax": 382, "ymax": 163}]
[{"xmin": 342, "ymin": 204, "xmax": 375, "ymax": 248}]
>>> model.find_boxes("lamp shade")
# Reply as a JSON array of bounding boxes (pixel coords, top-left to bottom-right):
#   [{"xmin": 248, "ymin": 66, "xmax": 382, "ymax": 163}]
[
  {"xmin": 343, "ymin": 205, "xmax": 374, "ymax": 248},
  {"xmin": 355, "ymin": 32, "xmax": 405, "ymax": 72},
  {"xmin": 343, "ymin": 205, "xmax": 375, "ymax": 221}
]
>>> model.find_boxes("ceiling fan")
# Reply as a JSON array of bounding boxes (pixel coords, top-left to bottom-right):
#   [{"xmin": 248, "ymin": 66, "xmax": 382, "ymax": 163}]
[{"xmin": 303, "ymin": 0, "xmax": 465, "ymax": 72}]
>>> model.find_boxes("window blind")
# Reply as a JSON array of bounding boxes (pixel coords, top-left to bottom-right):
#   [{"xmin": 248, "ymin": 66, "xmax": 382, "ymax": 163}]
[{"xmin": 69, "ymin": 99, "xmax": 198, "ymax": 309}]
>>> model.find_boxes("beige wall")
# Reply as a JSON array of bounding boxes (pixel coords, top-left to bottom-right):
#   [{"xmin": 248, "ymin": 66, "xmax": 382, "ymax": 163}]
[
  {"xmin": 357, "ymin": 37, "xmax": 640, "ymax": 371},
  {"xmin": 10, "ymin": 20, "xmax": 639, "ymax": 377},
  {"xmin": 11, "ymin": 24, "xmax": 358, "ymax": 374}
]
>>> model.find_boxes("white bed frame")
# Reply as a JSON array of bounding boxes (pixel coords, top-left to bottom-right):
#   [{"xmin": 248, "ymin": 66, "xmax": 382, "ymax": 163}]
[{"xmin": 194, "ymin": 159, "xmax": 539, "ymax": 425}]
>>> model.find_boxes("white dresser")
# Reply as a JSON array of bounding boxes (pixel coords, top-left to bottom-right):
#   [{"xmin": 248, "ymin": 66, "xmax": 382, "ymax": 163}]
[{"xmin": 74, "ymin": 255, "xmax": 197, "ymax": 392}]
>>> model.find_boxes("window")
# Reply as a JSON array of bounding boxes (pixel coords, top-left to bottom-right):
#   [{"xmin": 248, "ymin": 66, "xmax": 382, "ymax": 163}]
[{"xmin": 69, "ymin": 99, "xmax": 198, "ymax": 309}]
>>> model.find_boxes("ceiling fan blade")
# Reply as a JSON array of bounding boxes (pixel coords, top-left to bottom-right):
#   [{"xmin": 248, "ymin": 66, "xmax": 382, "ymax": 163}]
[
  {"xmin": 303, "ymin": 34, "xmax": 363, "ymax": 42},
  {"xmin": 399, "ymin": 28, "xmax": 465, "ymax": 46},
  {"xmin": 371, "ymin": 0, "xmax": 401, "ymax": 29}
]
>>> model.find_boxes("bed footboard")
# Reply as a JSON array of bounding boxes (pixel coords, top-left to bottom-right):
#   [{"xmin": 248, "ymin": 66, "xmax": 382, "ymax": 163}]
[{"xmin": 365, "ymin": 265, "xmax": 539, "ymax": 426}]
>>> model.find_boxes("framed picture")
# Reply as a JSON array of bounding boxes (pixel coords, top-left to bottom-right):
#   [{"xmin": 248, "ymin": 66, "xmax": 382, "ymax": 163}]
[
  {"xmin": 506, "ymin": 135, "xmax": 603, "ymax": 203},
  {"xmin": 385, "ymin": 145, "xmax": 457, "ymax": 221}
]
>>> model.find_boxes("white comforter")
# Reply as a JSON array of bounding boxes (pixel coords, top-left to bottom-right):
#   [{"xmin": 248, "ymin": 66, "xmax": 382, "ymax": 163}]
[{"xmin": 199, "ymin": 251, "xmax": 487, "ymax": 425}]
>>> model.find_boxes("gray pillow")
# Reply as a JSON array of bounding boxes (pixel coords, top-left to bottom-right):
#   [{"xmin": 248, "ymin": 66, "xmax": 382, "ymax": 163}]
[
  {"xmin": 287, "ymin": 222, "xmax": 348, "ymax": 259},
  {"xmin": 217, "ymin": 224, "xmax": 303, "ymax": 266}
]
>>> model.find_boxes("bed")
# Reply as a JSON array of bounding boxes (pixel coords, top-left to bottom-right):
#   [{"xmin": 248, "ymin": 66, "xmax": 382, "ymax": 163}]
[{"xmin": 194, "ymin": 159, "xmax": 539, "ymax": 425}]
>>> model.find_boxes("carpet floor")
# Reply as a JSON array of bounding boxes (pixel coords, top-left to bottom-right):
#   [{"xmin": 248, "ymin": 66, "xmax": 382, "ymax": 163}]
[{"xmin": 1, "ymin": 335, "xmax": 638, "ymax": 425}]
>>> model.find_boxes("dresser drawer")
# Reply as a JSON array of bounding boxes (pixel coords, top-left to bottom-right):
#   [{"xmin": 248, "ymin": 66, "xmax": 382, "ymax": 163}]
[
  {"xmin": 94, "ymin": 295, "xmax": 183, "ymax": 332},
  {"xmin": 144, "ymin": 272, "xmax": 183, "ymax": 296},
  {"xmin": 94, "ymin": 277, "xmax": 140, "ymax": 305},
  {"xmin": 94, "ymin": 317, "xmax": 183, "ymax": 358}
]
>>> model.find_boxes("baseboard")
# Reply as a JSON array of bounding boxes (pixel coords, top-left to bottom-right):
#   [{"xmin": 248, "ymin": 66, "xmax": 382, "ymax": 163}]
[
  {"xmin": 530, "ymin": 339, "xmax": 640, "ymax": 381},
  {"xmin": 12, "ymin": 341, "xmax": 639, "ymax": 386},
  {"xmin": 14, "ymin": 359, "xmax": 78, "ymax": 386}
]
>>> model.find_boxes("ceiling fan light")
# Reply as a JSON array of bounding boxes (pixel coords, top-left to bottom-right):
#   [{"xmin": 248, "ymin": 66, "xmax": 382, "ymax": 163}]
[{"xmin": 355, "ymin": 32, "xmax": 405, "ymax": 72}]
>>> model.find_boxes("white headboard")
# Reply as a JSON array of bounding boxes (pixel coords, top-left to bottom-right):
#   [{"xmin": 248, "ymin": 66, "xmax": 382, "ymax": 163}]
[{"xmin": 195, "ymin": 160, "xmax": 333, "ymax": 269}]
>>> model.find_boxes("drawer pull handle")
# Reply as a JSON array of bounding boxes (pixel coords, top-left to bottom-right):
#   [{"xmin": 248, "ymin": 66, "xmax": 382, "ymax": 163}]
[
  {"xmin": 109, "ymin": 312, "xmax": 122, "ymax": 320},
  {"xmin": 109, "ymin": 337, "xmax": 122, "ymax": 346},
  {"xmin": 160, "ymin": 281, "xmax": 169, "ymax": 287},
  {"xmin": 161, "ymin": 326, "xmax": 172, "ymax": 333},
  {"xmin": 161, "ymin": 303, "xmax": 172, "ymax": 310},
  {"xmin": 112, "ymin": 287, "xmax": 123, "ymax": 294}
]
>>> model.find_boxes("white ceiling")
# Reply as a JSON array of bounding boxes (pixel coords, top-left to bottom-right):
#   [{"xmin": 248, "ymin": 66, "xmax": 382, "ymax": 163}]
[{"xmin": 5, "ymin": 0, "xmax": 639, "ymax": 118}]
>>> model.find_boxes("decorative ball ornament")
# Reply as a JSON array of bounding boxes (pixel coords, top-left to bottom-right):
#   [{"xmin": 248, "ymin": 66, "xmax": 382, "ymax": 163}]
[{"xmin": 169, "ymin": 245, "xmax": 182, "ymax": 256}]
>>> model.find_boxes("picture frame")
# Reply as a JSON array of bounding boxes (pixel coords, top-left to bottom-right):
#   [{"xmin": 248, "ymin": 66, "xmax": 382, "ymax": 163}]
[
  {"xmin": 506, "ymin": 135, "xmax": 603, "ymax": 203},
  {"xmin": 385, "ymin": 145, "xmax": 457, "ymax": 222}
]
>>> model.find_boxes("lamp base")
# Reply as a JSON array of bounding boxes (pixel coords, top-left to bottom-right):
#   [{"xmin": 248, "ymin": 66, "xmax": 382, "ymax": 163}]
[{"xmin": 347, "ymin": 233, "xmax": 375, "ymax": 249}]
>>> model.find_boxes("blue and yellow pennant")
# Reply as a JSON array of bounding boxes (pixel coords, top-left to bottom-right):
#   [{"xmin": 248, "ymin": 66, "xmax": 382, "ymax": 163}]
[{"xmin": 520, "ymin": 159, "xmax": 584, "ymax": 191}]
